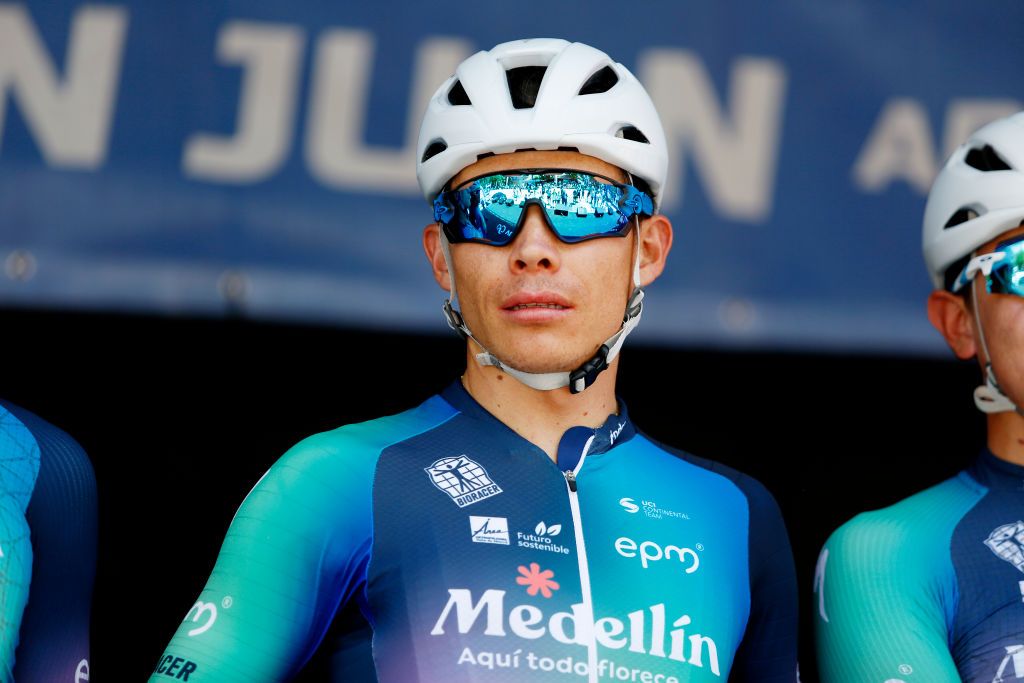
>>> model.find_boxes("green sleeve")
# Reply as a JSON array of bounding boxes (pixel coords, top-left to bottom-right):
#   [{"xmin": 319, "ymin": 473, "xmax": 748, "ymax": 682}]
[
  {"xmin": 814, "ymin": 478, "xmax": 980, "ymax": 683},
  {"xmin": 0, "ymin": 406, "xmax": 39, "ymax": 683},
  {"xmin": 0, "ymin": 496, "xmax": 31, "ymax": 683},
  {"xmin": 147, "ymin": 430, "xmax": 377, "ymax": 683}
]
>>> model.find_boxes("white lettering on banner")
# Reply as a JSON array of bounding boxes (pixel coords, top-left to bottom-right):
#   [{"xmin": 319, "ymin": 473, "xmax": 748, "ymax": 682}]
[
  {"xmin": 853, "ymin": 99, "xmax": 938, "ymax": 194},
  {"xmin": 305, "ymin": 31, "xmax": 471, "ymax": 193},
  {"xmin": 430, "ymin": 589, "xmax": 720, "ymax": 676},
  {"xmin": 0, "ymin": 5, "xmax": 127, "ymax": 168},
  {"xmin": 640, "ymin": 50, "xmax": 787, "ymax": 221},
  {"xmin": 183, "ymin": 22, "xmax": 305, "ymax": 183},
  {"xmin": 853, "ymin": 98, "xmax": 1020, "ymax": 194}
]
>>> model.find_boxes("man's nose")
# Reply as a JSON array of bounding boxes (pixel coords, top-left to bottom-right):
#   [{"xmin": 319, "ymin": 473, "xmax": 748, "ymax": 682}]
[{"xmin": 509, "ymin": 204, "xmax": 561, "ymax": 274}]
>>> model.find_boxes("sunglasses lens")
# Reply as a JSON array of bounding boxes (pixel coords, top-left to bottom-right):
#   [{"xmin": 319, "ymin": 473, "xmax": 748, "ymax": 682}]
[
  {"xmin": 439, "ymin": 172, "xmax": 647, "ymax": 245},
  {"xmin": 991, "ymin": 250, "xmax": 1024, "ymax": 297}
]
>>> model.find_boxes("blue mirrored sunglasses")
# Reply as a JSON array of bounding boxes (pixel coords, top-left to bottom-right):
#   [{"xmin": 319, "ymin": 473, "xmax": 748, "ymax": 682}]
[
  {"xmin": 953, "ymin": 235, "xmax": 1024, "ymax": 297},
  {"xmin": 433, "ymin": 170, "xmax": 654, "ymax": 246}
]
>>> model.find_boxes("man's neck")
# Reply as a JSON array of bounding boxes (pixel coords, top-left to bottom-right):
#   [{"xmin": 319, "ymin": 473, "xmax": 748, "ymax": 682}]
[
  {"xmin": 462, "ymin": 350, "xmax": 620, "ymax": 463},
  {"xmin": 987, "ymin": 412, "xmax": 1024, "ymax": 466}
]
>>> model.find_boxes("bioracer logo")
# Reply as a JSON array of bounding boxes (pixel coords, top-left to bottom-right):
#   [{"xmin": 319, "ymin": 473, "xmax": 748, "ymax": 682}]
[
  {"xmin": 985, "ymin": 520, "xmax": 1024, "ymax": 572},
  {"xmin": 426, "ymin": 455, "xmax": 503, "ymax": 508}
]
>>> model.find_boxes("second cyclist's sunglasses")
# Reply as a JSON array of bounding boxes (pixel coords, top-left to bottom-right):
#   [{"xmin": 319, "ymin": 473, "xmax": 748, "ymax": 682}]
[
  {"xmin": 953, "ymin": 234, "xmax": 1024, "ymax": 297},
  {"xmin": 433, "ymin": 170, "xmax": 654, "ymax": 246}
]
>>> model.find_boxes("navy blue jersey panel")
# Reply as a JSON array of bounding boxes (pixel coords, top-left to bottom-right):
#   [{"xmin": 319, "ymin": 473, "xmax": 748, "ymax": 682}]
[
  {"xmin": 0, "ymin": 400, "xmax": 96, "ymax": 682},
  {"xmin": 950, "ymin": 451, "xmax": 1024, "ymax": 680}
]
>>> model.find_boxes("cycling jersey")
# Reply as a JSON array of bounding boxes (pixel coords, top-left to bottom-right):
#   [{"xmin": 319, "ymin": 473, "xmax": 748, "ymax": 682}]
[
  {"xmin": 0, "ymin": 400, "xmax": 96, "ymax": 683},
  {"xmin": 150, "ymin": 381, "xmax": 797, "ymax": 682},
  {"xmin": 815, "ymin": 449, "xmax": 1024, "ymax": 682}
]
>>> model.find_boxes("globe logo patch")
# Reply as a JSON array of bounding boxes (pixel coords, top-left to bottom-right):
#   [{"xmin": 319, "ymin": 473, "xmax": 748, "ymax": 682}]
[{"xmin": 425, "ymin": 455, "xmax": 503, "ymax": 508}]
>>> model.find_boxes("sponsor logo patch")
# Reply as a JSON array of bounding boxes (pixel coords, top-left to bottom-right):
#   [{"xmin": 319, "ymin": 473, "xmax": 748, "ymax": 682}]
[
  {"xmin": 615, "ymin": 536, "xmax": 702, "ymax": 573},
  {"xmin": 426, "ymin": 455, "xmax": 503, "ymax": 507},
  {"xmin": 619, "ymin": 497, "xmax": 690, "ymax": 521},
  {"xmin": 985, "ymin": 520, "xmax": 1024, "ymax": 573},
  {"xmin": 517, "ymin": 521, "xmax": 571, "ymax": 555},
  {"xmin": 470, "ymin": 516, "xmax": 510, "ymax": 545}
]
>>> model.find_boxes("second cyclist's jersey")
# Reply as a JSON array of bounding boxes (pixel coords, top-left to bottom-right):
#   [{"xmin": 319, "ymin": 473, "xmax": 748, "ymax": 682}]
[
  {"xmin": 151, "ymin": 382, "xmax": 797, "ymax": 683},
  {"xmin": 815, "ymin": 449, "xmax": 1024, "ymax": 683},
  {"xmin": 0, "ymin": 400, "xmax": 96, "ymax": 683}
]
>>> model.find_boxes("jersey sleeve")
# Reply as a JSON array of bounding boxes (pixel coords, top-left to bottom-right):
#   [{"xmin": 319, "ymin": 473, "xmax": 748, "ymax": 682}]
[
  {"xmin": 0, "ymin": 496, "xmax": 31, "ymax": 683},
  {"xmin": 0, "ymin": 405, "xmax": 38, "ymax": 683},
  {"xmin": 148, "ymin": 430, "xmax": 379, "ymax": 683},
  {"xmin": 14, "ymin": 411, "xmax": 97, "ymax": 683},
  {"xmin": 814, "ymin": 512, "xmax": 961, "ymax": 683},
  {"xmin": 728, "ymin": 474, "xmax": 798, "ymax": 682}
]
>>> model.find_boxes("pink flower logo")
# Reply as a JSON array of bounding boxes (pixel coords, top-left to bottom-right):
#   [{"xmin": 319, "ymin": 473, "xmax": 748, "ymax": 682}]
[{"xmin": 516, "ymin": 562, "xmax": 559, "ymax": 598}]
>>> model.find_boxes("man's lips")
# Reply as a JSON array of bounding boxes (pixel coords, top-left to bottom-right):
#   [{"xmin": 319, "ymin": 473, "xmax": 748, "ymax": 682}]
[
  {"xmin": 500, "ymin": 292, "xmax": 574, "ymax": 322},
  {"xmin": 501, "ymin": 292, "xmax": 573, "ymax": 312}
]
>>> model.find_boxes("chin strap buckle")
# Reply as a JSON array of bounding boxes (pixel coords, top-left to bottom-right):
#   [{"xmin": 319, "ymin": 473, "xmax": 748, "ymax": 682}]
[
  {"xmin": 443, "ymin": 300, "xmax": 469, "ymax": 339},
  {"xmin": 569, "ymin": 344, "xmax": 610, "ymax": 394}
]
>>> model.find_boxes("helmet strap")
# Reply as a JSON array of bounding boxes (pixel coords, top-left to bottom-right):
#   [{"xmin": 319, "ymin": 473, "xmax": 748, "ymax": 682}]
[
  {"xmin": 438, "ymin": 217, "xmax": 644, "ymax": 394},
  {"xmin": 969, "ymin": 276, "xmax": 1024, "ymax": 415}
]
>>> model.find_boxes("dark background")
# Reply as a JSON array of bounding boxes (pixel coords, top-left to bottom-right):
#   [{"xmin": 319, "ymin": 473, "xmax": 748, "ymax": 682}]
[{"xmin": 0, "ymin": 305, "xmax": 984, "ymax": 681}]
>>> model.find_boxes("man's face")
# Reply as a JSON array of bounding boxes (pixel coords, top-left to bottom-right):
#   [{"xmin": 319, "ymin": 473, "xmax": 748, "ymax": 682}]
[
  {"xmin": 436, "ymin": 150, "xmax": 639, "ymax": 375},
  {"xmin": 970, "ymin": 224, "xmax": 1024, "ymax": 403}
]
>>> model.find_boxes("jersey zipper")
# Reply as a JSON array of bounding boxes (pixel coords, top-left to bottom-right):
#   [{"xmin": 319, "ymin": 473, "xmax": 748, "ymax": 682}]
[{"xmin": 564, "ymin": 434, "xmax": 598, "ymax": 683}]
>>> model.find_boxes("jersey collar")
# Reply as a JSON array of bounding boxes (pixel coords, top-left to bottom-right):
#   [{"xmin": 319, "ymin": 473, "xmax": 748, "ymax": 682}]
[
  {"xmin": 439, "ymin": 380, "xmax": 637, "ymax": 471},
  {"xmin": 970, "ymin": 448, "xmax": 1024, "ymax": 492}
]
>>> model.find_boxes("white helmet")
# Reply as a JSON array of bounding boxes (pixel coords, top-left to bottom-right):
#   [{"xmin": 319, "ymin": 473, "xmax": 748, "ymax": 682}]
[
  {"xmin": 922, "ymin": 111, "xmax": 1024, "ymax": 415},
  {"xmin": 923, "ymin": 111, "xmax": 1024, "ymax": 290},
  {"xmin": 416, "ymin": 38, "xmax": 668, "ymax": 208}
]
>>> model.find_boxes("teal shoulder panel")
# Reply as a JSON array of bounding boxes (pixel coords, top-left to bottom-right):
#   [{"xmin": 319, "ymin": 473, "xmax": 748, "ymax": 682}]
[
  {"xmin": 0, "ymin": 405, "xmax": 40, "ymax": 682},
  {"xmin": 149, "ymin": 396, "xmax": 457, "ymax": 683},
  {"xmin": 815, "ymin": 473, "xmax": 986, "ymax": 683},
  {"xmin": 0, "ymin": 406, "xmax": 40, "ymax": 511}
]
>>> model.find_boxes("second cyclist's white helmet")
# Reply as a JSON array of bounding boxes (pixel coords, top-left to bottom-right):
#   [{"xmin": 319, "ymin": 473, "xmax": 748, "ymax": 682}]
[
  {"xmin": 923, "ymin": 111, "xmax": 1024, "ymax": 289},
  {"xmin": 416, "ymin": 38, "xmax": 668, "ymax": 209}
]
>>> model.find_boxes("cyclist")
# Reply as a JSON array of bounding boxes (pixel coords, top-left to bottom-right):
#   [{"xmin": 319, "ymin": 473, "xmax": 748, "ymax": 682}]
[
  {"xmin": 150, "ymin": 38, "xmax": 797, "ymax": 682},
  {"xmin": 815, "ymin": 112, "xmax": 1024, "ymax": 682},
  {"xmin": 0, "ymin": 400, "xmax": 96, "ymax": 682}
]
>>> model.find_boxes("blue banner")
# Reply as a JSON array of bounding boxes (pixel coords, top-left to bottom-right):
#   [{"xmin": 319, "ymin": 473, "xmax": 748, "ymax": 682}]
[{"xmin": 1, "ymin": 1, "xmax": 1021, "ymax": 352}]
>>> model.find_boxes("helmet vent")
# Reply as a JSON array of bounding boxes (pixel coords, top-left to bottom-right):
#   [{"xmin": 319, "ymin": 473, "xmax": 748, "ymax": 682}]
[
  {"xmin": 421, "ymin": 140, "xmax": 448, "ymax": 163},
  {"xmin": 447, "ymin": 80, "xmax": 471, "ymax": 106},
  {"xmin": 965, "ymin": 144, "xmax": 1012, "ymax": 171},
  {"xmin": 506, "ymin": 66, "xmax": 547, "ymax": 109},
  {"xmin": 616, "ymin": 126, "xmax": 650, "ymax": 144},
  {"xmin": 578, "ymin": 65, "xmax": 618, "ymax": 95},
  {"xmin": 943, "ymin": 207, "xmax": 979, "ymax": 229}
]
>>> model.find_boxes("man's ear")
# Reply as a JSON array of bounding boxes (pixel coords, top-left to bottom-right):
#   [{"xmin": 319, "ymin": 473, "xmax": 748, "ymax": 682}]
[
  {"xmin": 927, "ymin": 289, "xmax": 977, "ymax": 360},
  {"xmin": 423, "ymin": 223, "xmax": 451, "ymax": 293},
  {"xmin": 637, "ymin": 214, "xmax": 673, "ymax": 287}
]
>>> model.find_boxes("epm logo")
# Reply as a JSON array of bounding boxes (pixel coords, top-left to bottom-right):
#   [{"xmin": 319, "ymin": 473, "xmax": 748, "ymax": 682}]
[{"xmin": 426, "ymin": 455, "xmax": 503, "ymax": 508}]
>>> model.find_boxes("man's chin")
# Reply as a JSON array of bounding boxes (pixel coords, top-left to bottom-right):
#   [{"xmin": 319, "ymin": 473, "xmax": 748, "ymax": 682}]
[{"xmin": 479, "ymin": 346, "xmax": 595, "ymax": 376}]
